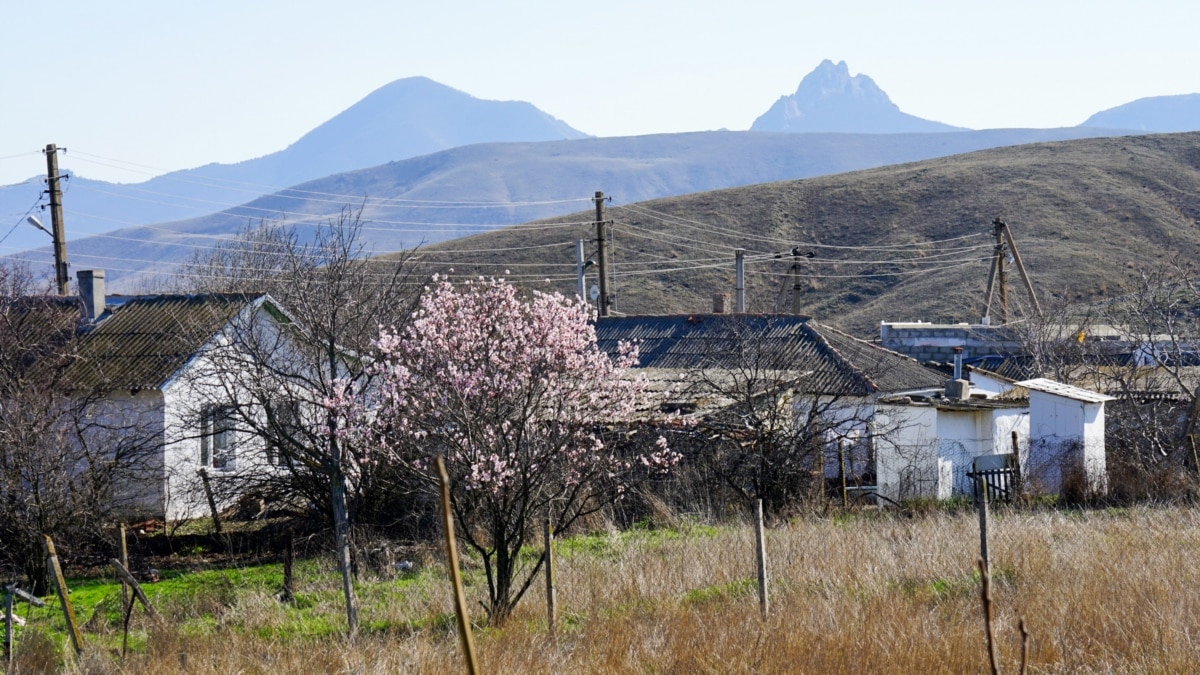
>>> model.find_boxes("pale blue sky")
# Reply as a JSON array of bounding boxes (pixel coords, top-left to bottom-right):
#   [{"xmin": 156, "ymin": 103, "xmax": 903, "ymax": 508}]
[{"xmin": 2, "ymin": 0, "xmax": 1197, "ymax": 185}]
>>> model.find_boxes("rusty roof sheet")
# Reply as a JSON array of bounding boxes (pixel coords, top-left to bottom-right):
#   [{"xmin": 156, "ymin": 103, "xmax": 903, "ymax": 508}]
[
  {"xmin": 595, "ymin": 314, "xmax": 944, "ymax": 397},
  {"xmin": 64, "ymin": 294, "xmax": 261, "ymax": 390}
]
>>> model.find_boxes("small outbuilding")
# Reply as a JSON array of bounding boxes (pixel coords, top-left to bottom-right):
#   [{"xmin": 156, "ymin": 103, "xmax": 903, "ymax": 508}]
[{"xmin": 1015, "ymin": 378, "xmax": 1114, "ymax": 497}]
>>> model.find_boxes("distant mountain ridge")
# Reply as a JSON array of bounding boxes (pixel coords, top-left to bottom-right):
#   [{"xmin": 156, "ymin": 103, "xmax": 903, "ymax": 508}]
[
  {"xmin": 1080, "ymin": 94, "xmax": 1200, "ymax": 133},
  {"xmin": 51, "ymin": 126, "xmax": 1138, "ymax": 290},
  {"xmin": 751, "ymin": 59, "xmax": 963, "ymax": 134},
  {"xmin": 0, "ymin": 77, "xmax": 587, "ymax": 254},
  {"xmin": 1, "ymin": 64, "xmax": 1183, "ymax": 282}
]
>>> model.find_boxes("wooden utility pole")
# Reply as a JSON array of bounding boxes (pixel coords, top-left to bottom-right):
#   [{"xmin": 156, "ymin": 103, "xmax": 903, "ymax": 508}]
[
  {"xmin": 44, "ymin": 143, "xmax": 69, "ymax": 296},
  {"xmin": 1000, "ymin": 219, "xmax": 1042, "ymax": 316},
  {"xmin": 594, "ymin": 191, "xmax": 611, "ymax": 317},
  {"xmin": 982, "ymin": 218, "xmax": 1040, "ymax": 323}
]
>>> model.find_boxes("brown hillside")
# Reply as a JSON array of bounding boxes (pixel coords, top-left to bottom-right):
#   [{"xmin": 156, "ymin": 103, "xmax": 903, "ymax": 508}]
[{"xmin": 399, "ymin": 132, "xmax": 1200, "ymax": 336}]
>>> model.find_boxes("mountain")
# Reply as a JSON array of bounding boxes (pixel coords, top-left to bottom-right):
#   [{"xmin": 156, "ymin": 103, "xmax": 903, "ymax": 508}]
[
  {"xmin": 751, "ymin": 60, "xmax": 964, "ymax": 134},
  {"xmin": 1080, "ymin": 94, "xmax": 1200, "ymax": 132},
  {"xmin": 0, "ymin": 77, "xmax": 587, "ymax": 255},
  {"xmin": 397, "ymin": 132, "xmax": 1200, "ymax": 336},
  {"xmin": 47, "ymin": 126, "xmax": 1141, "ymax": 290}
]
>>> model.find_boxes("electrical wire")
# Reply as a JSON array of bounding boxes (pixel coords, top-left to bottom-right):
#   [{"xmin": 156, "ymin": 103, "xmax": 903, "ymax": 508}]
[
  {"xmin": 66, "ymin": 150, "xmax": 594, "ymax": 208},
  {"xmin": 618, "ymin": 202, "xmax": 989, "ymax": 251}
]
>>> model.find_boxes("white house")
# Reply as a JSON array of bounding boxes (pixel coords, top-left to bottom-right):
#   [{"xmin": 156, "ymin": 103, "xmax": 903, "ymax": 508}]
[{"xmin": 50, "ymin": 270, "xmax": 306, "ymax": 520}]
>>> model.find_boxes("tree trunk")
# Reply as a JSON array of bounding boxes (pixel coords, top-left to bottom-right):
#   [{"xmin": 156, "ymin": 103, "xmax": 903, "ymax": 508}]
[{"xmin": 330, "ymin": 468, "xmax": 358, "ymax": 639}]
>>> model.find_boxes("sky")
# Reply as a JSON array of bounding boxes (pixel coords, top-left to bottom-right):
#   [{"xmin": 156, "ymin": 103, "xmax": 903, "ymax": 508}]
[{"xmin": 2, "ymin": 0, "xmax": 1199, "ymax": 186}]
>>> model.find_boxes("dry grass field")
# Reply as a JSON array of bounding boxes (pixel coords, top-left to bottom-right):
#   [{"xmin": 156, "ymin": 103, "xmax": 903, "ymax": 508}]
[{"xmin": 14, "ymin": 504, "xmax": 1200, "ymax": 673}]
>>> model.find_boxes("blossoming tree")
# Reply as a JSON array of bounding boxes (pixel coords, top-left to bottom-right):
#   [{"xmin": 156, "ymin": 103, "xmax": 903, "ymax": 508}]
[{"xmin": 347, "ymin": 276, "xmax": 677, "ymax": 623}]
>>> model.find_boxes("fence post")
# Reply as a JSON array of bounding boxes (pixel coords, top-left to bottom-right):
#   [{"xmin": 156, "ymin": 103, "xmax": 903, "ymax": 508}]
[
  {"xmin": 976, "ymin": 475, "xmax": 991, "ymax": 574},
  {"xmin": 544, "ymin": 512, "xmax": 556, "ymax": 637},
  {"xmin": 281, "ymin": 533, "xmax": 295, "ymax": 604},
  {"xmin": 4, "ymin": 585, "xmax": 12, "ymax": 669},
  {"xmin": 197, "ymin": 469, "xmax": 223, "ymax": 537},
  {"xmin": 838, "ymin": 439, "xmax": 848, "ymax": 509},
  {"xmin": 755, "ymin": 499, "xmax": 769, "ymax": 618},
  {"xmin": 436, "ymin": 456, "xmax": 479, "ymax": 675},
  {"xmin": 118, "ymin": 523, "xmax": 130, "ymax": 614},
  {"xmin": 43, "ymin": 535, "xmax": 84, "ymax": 658}
]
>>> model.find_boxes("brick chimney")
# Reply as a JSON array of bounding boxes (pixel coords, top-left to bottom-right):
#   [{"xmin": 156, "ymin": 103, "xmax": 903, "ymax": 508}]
[
  {"xmin": 77, "ymin": 269, "xmax": 106, "ymax": 322},
  {"xmin": 713, "ymin": 293, "xmax": 730, "ymax": 314}
]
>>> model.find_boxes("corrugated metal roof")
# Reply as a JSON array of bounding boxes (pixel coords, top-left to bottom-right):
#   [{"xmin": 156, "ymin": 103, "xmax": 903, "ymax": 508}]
[
  {"xmin": 64, "ymin": 294, "xmax": 261, "ymax": 390},
  {"xmin": 595, "ymin": 314, "xmax": 943, "ymax": 397}
]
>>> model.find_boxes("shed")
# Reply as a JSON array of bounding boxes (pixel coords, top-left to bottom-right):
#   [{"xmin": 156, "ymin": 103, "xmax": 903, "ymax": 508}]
[{"xmin": 1015, "ymin": 378, "xmax": 1114, "ymax": 497}]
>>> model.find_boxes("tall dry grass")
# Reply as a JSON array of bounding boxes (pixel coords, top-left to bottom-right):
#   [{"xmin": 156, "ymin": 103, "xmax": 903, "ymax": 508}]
[{"xmin": 27, "ymin": 505, "xmax": 1200, "ymax": 673}]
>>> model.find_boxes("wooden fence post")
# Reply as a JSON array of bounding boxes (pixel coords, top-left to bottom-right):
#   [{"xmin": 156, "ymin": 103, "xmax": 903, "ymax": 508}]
[
  {"xmin": 4, "ymin": 585, "xmax": 45, "ymax": 668},
  {"xmin": 109, "ymin": 559, "xmax": 159, "ymax": 619},
  {"xmin": 43, "ymin": 535, "xmax": 83, "ymax": 658},
  {"xmin": 755, "ymin": 499, "xmax": 769, "ymax": 618},
  {"xmin": 976, "ymin": 475, "xmax": 991, "ymax": 574},
  {"xmin": 197, "ymin": 469, "xmax": 223, "ymax": 537},
  {"xmin": 838, "ymin": 439, "xmax": 848, "ymax": 509},
  {"xmin": 436, "ymin": 456, "xmax": 478, "ymax": 675},
  {"xmin": 281, "ymin": 533, "xmax": 295, "ymax": 604},
  {"xmin": 544, "ymin": 512, "xmax": 556, "ymax": 637},
  {"xmin": 4, "ymin": 585, "xmax": 12, "ymax": 669},
  {"xmin": 118, "ymin": 523, "xmax": 130, "ymax": 613}
]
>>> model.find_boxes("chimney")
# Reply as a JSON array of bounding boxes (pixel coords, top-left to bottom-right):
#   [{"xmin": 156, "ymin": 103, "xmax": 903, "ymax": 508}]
[
  {"xmin": 943, "ymin": 348, "xmax": 970, "ymax": 400},
  {"xmin": 713, "ymin": 293, "xmax": 730, "ymax": 314},
  {"xmin": 77, "ymin": 269, "xmax": 106, "ymax": 322}
]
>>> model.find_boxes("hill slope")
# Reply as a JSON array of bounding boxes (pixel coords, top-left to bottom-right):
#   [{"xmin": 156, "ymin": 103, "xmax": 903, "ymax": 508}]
[
  {"xmin": 1080, "ymin": 94, "xmax": 1200, "ymax": 133},
  {"xmin": 51, "ymin": 127, "xmax": 1140, "ymax": 289},
  {"xmin": 406, "ymin": 132, "xmax": 1200, "ymax": 336}
]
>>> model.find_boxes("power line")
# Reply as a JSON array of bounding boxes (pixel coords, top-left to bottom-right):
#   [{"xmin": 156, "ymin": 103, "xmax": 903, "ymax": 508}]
[{"xmin": 66, "ymin": 150, "xmax": 594, "ymax": 208}]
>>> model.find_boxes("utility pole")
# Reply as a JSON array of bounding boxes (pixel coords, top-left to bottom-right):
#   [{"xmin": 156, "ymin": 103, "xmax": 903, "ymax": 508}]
[
  {"xmin": 789, "ymin": 247, "xmax": 813, "ymax": 315},
  {"xmin": 594, "ymin": 191, "xmax": 611, "ymax": 317},
  {"xmin": 45, "ymin": 143, "xmax": 69, "ymax": 296},
  {"xmin": 576, "ymin": 239, "xmax": 586, "ymax": 300},
  {"xmin": 735, "ymin": 248, "xmax": 746, "ymax": 313},
  {"xmin": 981, "ymin": 218, "xmax": 1040, "ymax": 323}
]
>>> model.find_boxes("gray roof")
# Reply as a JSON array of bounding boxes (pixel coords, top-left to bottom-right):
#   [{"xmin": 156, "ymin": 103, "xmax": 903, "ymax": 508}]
[
  {"xmin": 64, "ymin": 294, "xmax": 264, "ymax": 390},
  {"xmin": 595, "ymin": 314, "xmax": 944, "ymax": 397}
]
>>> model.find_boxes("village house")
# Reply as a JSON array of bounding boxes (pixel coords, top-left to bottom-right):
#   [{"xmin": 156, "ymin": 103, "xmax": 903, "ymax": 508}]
[
  {"xmin": 597, "ymin": 312, "xmax": 1113, "ymax": 504},
  {"xmin": 4, "ymin": 270, "xmax": 307, "ymax": 521}
]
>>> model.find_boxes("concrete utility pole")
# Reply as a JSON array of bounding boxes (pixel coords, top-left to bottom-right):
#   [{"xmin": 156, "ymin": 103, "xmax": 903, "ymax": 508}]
[
  {"xmin": 45, "ymin": 143, "xmax": 70, "ymax": 296},
  {"xmin": 594, "ymin": 191, "xmax": 611, "ymax": 317},
  {"xmin": 735, "ymin": 248, "xmax": 746, "ymax": 313}
]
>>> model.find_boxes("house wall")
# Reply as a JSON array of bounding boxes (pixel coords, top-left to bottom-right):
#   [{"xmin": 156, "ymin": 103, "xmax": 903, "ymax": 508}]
[
  {"xmin": 967, "ymin": 371, "xmax": 1012, "ymax": 398},
  {"xmin": 936, "ymin": 410, "xmax": 992, "ymax": 497},
  {"xmin": 158, "ymin": 306, "xmax": 294, "ymax": 521},
  {"xmin": 879, "ymin": 323, "xmax": 1023, "ymax": 364},
  {"xmin": 874, "ymin": 404, "xmax": 938, "ymax": 502},
  {"xmin": 75, "ymin": 390, "xmax": 167, "ymax": 520},
  {"xmin": 1027, "ymin": 391, "xmax": 1107, "ymax": 496}
]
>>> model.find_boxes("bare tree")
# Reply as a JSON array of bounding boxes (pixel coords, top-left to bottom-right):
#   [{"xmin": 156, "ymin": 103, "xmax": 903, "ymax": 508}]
[
  {"xmin": 676, "ymin": 315, "xmax": 926, "ymax": 516},
  {"xmin": 176, "ymin": 209, "xmax": 420, "ymax": 637},
  {"xmin": 0, "ymin": 262, "xmax": 160, "ymax": 593}
]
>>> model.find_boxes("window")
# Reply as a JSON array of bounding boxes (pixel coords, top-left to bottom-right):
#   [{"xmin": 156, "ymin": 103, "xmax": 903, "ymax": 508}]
[
  {"xmin": 200, "ymin": 405, "xmax": 235, "ymax": 469},
  {"xmin": 267, "ymin": 400, "xmax": 300, "ymax": 466}
]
